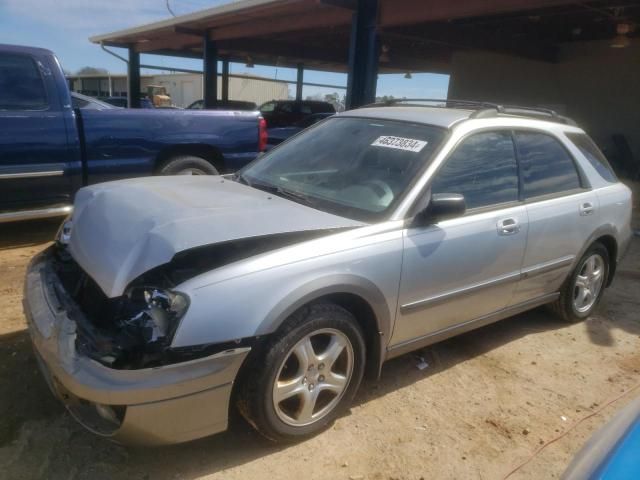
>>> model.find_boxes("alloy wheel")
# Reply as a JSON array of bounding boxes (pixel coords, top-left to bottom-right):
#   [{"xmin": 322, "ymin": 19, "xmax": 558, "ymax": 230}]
[
  {"xmin": 573, "ymin": 253, "xmax": 605, "ymax": 313},
  {"xmin": 272, "ymin": 328, "xmax": 354, "ymax": 427}
]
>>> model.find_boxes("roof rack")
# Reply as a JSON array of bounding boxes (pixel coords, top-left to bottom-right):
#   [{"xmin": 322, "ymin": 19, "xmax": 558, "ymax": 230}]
[
  {"xmin": 362, "ymin": 98, "xmax": 497, "ymax": 109},
  {"xmin": 360, "ymin": 98, "xmax": 576, "ymax": 126}
]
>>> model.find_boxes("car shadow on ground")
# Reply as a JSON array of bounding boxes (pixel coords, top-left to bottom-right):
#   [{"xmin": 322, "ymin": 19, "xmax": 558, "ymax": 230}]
[
  {"xmin": 356, "ymin": 307, "xmax": 568, "ymax": 407},
  {"xmin": 0, "ymin": 218, "xmax": 60, "ymax": 250},
  {"xmin": 2, "ymin": 298, "xmax": 638, "ymax": 480}
]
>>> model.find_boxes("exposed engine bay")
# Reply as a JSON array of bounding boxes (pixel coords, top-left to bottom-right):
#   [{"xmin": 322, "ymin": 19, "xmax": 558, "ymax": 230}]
[{"xmin": 53, "ymin": 230, "xmax": 336, "ymax": 369}]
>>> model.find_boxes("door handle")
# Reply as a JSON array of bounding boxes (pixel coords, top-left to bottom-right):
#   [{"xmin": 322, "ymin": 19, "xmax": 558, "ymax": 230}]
[
  {"xmin": 580, "ymin": 202, "xmax": 595, "ymax": 216},
  {"xmin": 497, "ymin": 218, "xmax": 520, "ymax": 235}
]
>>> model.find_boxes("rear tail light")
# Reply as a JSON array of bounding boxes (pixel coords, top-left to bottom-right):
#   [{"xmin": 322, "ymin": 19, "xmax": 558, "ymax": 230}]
[{"xmin": 259, "ymin": 117, "xmax": 268, "ymax": 152}]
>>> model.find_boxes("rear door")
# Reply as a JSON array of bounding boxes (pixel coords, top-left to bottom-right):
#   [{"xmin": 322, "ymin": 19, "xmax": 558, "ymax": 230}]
[
  {"xmin": 0, "ymin": 50, "xmax": 75, "ymax": 211},
  {"xmin": 391, "ymin": 131, "xmax": 528, "ymax": 347},
  {"xmin": 510, "ymin": 130, "xmax": 598, "ymax": 305}
]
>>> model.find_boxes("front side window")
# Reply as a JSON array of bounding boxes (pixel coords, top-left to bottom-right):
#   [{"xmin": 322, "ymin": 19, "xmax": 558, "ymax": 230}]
[
  {"xmin": 0, "ymin": 53, "xmax": 48, "ymax": 110},
  {"xmin": 260, "ymin": 101, "xmax": 275, "ymax": 113},
  {"xmin": 516, "ymin": 131, "xmax": 582, "ymax": 198},
  {"xmin": 565, "ymin": 132, "xmax": 617, "ymax": 183},
  {"xmin": 239, "ymin": 117, "xmax": 447, "ymax": 222},
  {"xmin": 430, "ymin": 131, "xmax": 519, "ymax": 210}
]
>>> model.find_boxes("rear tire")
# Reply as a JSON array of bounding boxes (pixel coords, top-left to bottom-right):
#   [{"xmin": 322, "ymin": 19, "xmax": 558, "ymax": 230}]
[
  {"xmin": 237, "ymin": 303, "xmax": 366, "ymax": 442},
  {"xmin": 158, "ymin": 155, "xmax": 219, "ymax": 175},
  {"xmin": 551, "ymin": 242, "xmax": 609, "ymax": 323}
]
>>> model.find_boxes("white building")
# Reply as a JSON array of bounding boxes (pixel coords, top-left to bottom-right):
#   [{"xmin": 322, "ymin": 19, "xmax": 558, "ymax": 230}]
[{"xmin": 67, "ymin": 72, "xmax": 290, "ymax": 107}]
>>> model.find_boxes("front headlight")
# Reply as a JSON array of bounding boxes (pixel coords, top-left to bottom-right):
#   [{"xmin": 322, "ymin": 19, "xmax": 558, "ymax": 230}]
[
  {"xmin": 122, "ymin": 287, "xmax": 189, "ymax": 346},
  {"xmin": 55, "ymin": 216, "xmax": 73, "ymax": 246},
  {"xmin": 76, "ymin": 286, "xmax": 190, "ymax": 369}
]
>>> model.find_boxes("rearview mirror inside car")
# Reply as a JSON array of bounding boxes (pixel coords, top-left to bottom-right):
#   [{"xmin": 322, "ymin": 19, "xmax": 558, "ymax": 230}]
[{"xmin": 414, "ymin": 193, "xmax": 466, "ymax": 226}]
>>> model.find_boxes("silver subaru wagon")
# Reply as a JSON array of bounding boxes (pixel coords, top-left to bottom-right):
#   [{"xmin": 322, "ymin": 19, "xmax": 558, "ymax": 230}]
[{"xmin": 24, "ymin": 103, "xmax": 632, "ymax": 445}]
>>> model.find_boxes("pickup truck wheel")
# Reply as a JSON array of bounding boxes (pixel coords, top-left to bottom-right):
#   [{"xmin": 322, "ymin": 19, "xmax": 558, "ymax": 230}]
[
  {"xmin": 551, "ymin": 242, "xmax": 609, "ymax": 323},
  {"xmin": 237, "ymin": 303, "xmax": 366, "ymax": 442},
  {"xmin": 158, "ymin": 155, "xmax": 219, "ymax": 175}
]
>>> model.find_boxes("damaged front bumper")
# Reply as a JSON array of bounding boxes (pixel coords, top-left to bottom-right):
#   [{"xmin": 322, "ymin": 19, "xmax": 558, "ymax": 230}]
[{"xmin": 23, "ymin": 248, "xmax": 250, "ymax": 446}]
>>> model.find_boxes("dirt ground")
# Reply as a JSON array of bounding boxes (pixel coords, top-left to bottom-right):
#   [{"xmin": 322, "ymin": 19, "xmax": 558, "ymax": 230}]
[{"xmin": 1, "ymin": 186, "xmax": 639, "ymax": 480}]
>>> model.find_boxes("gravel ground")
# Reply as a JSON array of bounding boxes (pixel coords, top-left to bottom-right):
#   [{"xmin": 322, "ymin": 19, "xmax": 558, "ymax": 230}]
[{"xmin": 0, "ymin": 184, "xmax": 638, "ymax": 480}]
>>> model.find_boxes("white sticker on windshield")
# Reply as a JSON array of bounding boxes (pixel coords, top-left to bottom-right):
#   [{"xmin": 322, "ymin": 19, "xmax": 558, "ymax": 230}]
[{"xmin": 371, "ymin": 136, "xmax": 427, "ymax": 153}]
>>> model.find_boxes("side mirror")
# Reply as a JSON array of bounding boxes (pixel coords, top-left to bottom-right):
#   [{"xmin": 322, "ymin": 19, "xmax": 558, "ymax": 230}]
[{"xmin": 414, "ymin": 193, "xmax": 466, "ymax": 226}]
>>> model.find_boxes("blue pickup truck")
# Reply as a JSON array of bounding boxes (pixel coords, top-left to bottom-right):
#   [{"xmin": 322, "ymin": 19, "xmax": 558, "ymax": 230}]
[{"xmin": 0, "ymin": 44, "xmax": 267, "ymax": 223}]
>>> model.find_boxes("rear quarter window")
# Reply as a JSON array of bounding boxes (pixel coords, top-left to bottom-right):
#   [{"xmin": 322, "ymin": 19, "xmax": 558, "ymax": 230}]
[
  {"xmin": 565, "ymin": 132, "xmax": 618, "ymax": 183},
  {"xmin": 0, "ymin": 53, "xmax": 48, "ymax": 110},
  {"xmin": 515, "ymin": 131, "xmax": 582, "ymax": 199}
]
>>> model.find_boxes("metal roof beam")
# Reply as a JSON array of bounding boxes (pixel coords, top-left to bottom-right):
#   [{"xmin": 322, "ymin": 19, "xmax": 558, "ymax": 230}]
[
  {"xmin": 379, "ymin": 0, "xmax": 581, "ymax": 27},
  {"xmin": 209, "ymin": 8, "xmax": 351, "ymax": 41}
]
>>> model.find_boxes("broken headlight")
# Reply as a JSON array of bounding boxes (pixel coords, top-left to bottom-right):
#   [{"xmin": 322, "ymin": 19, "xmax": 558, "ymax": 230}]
[
  {"xmin": 121, "ymin": 288, "xmax": 189, "ymax": 346},
  {"xmin": 55, "ymin": 216, "xmax": 73, "ymax": 246}
]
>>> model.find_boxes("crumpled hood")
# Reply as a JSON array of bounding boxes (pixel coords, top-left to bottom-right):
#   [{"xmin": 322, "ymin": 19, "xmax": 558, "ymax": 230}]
[{"xmin": 69, "ymin": 176, "xmax": 364, "ymax": 297}]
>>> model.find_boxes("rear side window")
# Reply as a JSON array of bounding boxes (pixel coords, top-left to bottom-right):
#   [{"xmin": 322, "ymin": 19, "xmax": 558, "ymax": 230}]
[
  {"xmin": 276, "ymin": 102, "xmax": 294, "ymax": 113},
  {"xmin": 515, "ymin": 132, "xmax": 581, "ymax": 199},
  {"xmin": 431, "ymin": 131, "xmax": 519, "ymax": 210},
  {"xmin": 0, "ymin": 53, "xmax": 48, "ymax": 110},
  {"xmin": 565, "ymin": 132, "xmax": 617, "ymax": 183},
  {"xmin": 311, "ymin": 103, "xmax": 335, "ymax": 113}
]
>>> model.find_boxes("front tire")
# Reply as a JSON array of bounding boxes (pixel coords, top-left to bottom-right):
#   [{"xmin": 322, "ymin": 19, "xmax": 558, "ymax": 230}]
[
  {"xmin": 237, "ymin": 303, "xmax": 366, "ymax": 442},
  {"xmin": 551, "ymin": 242, "xmax": 609, "ymax": 322}
]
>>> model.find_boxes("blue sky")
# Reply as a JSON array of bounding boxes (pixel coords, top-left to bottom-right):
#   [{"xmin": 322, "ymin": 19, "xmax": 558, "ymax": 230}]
[{"xmin": 0, "ymin": 0, "xmax": 449, "ymax": 99}]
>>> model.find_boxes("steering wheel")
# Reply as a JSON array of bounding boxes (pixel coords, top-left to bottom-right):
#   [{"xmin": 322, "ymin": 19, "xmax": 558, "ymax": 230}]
[{"xmin": 360, "ymin": 179, "xmax": 394, "ymax": 202}]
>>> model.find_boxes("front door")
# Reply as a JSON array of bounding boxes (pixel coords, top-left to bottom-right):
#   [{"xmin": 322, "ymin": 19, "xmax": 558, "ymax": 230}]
[
  {"xmin": 391, "ymin": 131, "xmax": 528, "ymax": 348},
  {"xmin": 0, "ymin": 50, "xmax": 76, "ymax": 212}
]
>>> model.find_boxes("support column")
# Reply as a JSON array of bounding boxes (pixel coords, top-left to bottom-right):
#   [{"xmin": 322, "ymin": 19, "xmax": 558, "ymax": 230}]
[
  {"xmin": 295, "ymin": 63, "xmax": 304, "ymax": 101},
  {"xmin": 203, "ymin": 34, "xmax": 218, "ymax": 108},
  {"xmin": 346, "ymin": 0, "xmax": 379, "ymax": 109},
  {"xmin": 222, "ymin": 57, "xmax": 230, "ymax": 102},
  {"xmin": 127, "ymin": 47, "xmax": 141, "ymax": 108}
]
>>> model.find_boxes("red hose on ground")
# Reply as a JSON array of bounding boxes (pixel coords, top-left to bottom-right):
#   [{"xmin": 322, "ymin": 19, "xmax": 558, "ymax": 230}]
[{"xmin": 502, "ymin": 381, "xmax": 640, "ymax": 479}]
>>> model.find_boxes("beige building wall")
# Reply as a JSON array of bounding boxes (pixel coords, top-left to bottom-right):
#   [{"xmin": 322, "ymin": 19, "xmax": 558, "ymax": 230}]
[
  {"xmin": 448, "ymin": 40, "xmax": 640, "ymax": 162},
  {"xmin": 151, "ymin": 73, "xmax": 290, "ymax": 108}
]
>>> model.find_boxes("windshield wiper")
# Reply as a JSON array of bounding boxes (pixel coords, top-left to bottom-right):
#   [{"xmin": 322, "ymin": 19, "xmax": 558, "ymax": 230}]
[
  {"xmin": 234, "ymin": 172, "xmax": 251, "ymax": 186},
  {"xmin": 243, "ymin": 178, "xmax": 316, "ymax": 207},
  {"xmin": 275, "ymin": 186, "xmax": 315, "ymax": 205}
]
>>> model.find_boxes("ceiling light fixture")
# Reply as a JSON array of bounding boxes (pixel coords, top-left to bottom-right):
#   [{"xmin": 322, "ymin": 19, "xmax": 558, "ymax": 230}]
[
  {"xmin": 611, "ymin": 23, "xmax": 632, "ymax": 48},
  {"xmin": 379, "ymin": 45, "xmax": 390, "ymax": 63}
]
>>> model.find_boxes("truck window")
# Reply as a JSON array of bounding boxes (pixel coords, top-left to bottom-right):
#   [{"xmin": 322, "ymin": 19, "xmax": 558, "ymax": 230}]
[{"xmin": 0, "ymin": 53, "xmax": 48, "ymax": 110}]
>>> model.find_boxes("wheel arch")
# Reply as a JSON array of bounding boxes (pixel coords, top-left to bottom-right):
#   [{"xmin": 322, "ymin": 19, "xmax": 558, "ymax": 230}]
[
  {"xmin": 576, "ymin": 227, "xmax": 619, "ymax": 287},
  {"xmin": 258, "ymin": 275, "xmax": 392, "ymax": 379},
  {"xmin": 155, "ymin": 144, "xmax": 225, "ymax": 173},
  {"xmin": 594, "ymin": 234, "xmax": 618, "ymax": 286}
]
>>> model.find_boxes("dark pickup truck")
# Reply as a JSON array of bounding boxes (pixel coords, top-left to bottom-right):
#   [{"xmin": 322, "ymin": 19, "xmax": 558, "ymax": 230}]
[{"xmin": 0, "ymin": 44, "xmax": 267, "ymax": 222}]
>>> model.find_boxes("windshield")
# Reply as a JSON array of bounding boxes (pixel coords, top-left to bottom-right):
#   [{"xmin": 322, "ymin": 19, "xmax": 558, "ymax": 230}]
[{"xmin": 238, "ymin": 116, "xmax": 447, "ymax": 222}]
